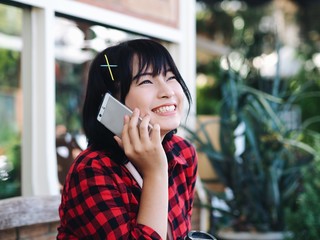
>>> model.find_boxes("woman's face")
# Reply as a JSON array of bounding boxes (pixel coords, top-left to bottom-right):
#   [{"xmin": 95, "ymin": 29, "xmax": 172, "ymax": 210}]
[{"xmin": 125, "ymin": 57, "xmax": 185, "ymax": 138}]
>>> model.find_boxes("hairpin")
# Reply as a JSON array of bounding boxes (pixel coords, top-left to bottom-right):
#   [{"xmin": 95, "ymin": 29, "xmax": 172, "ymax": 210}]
[{"xmin": 100, "ymin": 54, "xmax": 117, "ymax": 81}]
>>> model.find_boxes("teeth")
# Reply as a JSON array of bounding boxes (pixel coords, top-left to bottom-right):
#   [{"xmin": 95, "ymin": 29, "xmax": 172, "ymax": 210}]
[{"xmin": 154, "ymin": 105, "xmax": 175, "ymax": 113}]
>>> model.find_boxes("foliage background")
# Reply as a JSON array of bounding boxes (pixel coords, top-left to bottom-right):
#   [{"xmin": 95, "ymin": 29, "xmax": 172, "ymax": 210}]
[
  {"xmin": 195, "ymin": 0, "xmax": 320, "ymax": 133},
  {"xmin": 194, "ymin": 0, "xmax": 320, "ymax": 236}
]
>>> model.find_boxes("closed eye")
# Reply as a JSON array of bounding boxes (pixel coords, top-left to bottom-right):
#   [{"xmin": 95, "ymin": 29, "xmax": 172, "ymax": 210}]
[
  {"xmin": 167, "ymin": 76, "xmax": 177, "ymax": 81},
  {"xmin": 138, "ymin": 79, "xmax": 153, "ymax": 85}
]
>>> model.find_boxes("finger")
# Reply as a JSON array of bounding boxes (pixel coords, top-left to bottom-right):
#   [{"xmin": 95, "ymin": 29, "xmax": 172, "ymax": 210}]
[
  {"xmin": 150, "ymin": 123, "xmax": 161, "ymax": 143},
  {"xmin": 121, "ymin": 115, "xmax": 132, "ymax": 146},
  {"xmin": 127, "ymin": 108, "xmax": 141, "ymax": 144},
  {"xmin": 139, "ymin": 114, "xmax": 152, "ymax": 142}
]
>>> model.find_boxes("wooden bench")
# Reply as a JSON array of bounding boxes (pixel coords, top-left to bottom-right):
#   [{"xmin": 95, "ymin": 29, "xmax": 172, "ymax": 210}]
[{"xmin": 0, "ymin": 195, "xmax": 60, "ymax": 239}]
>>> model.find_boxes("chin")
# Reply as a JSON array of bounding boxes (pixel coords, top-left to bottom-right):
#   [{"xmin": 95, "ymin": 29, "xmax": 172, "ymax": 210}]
[
  {"xmin": 155, "ymin": 117, "xmax": 181, "ymax": 132},
  {"xmin": 161, "ymin": 124, "xmax": 180, "ymax": 134}
]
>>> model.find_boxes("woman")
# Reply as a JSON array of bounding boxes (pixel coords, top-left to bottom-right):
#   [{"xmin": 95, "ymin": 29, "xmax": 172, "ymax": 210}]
[{"xmin": 57, "ymin": 38, "xmax": 198, "ymax": 239}]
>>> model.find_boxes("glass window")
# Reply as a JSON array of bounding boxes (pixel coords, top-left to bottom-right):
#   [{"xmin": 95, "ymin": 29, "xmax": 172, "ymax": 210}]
[
  {"xmin": 54, "ymin": 16, "xmax": 143, "ymax": 188},
  {"xmin": 0, "ymin": 3, "xmax": 23, "ymax": 199}
]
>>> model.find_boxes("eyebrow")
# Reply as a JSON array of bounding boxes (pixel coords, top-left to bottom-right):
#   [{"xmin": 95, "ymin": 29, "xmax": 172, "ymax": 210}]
[
  {"xmin": 132, "ymin": 68, "xmax": 173, "ymax": 81},
  {"xmin": 132, "ymin": 72, "xmax": 153, "ymax": 81}
]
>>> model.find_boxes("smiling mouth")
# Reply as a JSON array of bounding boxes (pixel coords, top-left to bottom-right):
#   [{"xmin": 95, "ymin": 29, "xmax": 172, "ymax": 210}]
[{"xmin": 153, "ymin": 105, "xmax": 176, "ymax": 114}]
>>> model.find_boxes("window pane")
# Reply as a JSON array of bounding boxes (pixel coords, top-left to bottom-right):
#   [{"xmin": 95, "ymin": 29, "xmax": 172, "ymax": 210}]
[{"xmin": 0, "ymin": 3, "xmax": 22, "ymax": 199}]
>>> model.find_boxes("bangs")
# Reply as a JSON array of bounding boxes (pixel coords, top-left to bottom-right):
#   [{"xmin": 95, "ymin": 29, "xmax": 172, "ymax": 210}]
[
  {"xmin": 135, "ymin": 51, "xmax": 171, "ymax": 77},
  {"xmin": 129, "ymin": 40, "xmax": 176, "ymax": 78}
]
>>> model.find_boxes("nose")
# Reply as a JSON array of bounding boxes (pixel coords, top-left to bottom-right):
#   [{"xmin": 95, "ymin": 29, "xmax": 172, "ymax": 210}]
[{"xmin": 158, "ymin": 80, "xmax": 175, "ymax": 98}]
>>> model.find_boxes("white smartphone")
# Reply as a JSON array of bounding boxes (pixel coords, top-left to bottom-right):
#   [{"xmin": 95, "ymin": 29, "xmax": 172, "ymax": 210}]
[{"xmin": 97, "ymin": 93, "xmax": 152, "ymax": 137}]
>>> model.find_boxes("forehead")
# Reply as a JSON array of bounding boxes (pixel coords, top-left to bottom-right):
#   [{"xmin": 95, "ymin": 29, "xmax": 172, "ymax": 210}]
[{"xmin": 131, "ymin": 54, "xmax": 170, "ymax": 76}]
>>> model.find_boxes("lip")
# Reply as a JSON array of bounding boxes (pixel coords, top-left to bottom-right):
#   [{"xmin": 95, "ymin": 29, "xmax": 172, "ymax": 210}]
[{"xmin": 152, "ymin": 104, "xmax": 177, "ymax": 114}]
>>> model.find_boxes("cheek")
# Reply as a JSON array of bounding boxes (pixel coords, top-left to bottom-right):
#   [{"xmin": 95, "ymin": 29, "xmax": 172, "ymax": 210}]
[
  {"xmin": 176, "ymin": 88, "xmax": 186, "ymax": 114},
  {"xmin": 124, "ymin": 93, "xmax": 136, "ymax": 110},
  {"xmin": 175, "ymin": 87, "xmax": 185, "ymax": 103},
  {"xmin": 125, "ymin": 93, "xmax": 148, "ymax": 113}
]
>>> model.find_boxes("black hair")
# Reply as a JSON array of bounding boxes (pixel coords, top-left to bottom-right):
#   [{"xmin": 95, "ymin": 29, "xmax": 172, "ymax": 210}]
[{"xmin": 82, "ymin": 38, "xmax": 192, "ymax": 163}]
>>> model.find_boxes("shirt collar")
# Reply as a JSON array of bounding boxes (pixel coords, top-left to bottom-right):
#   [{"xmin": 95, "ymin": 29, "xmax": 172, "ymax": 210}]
[{"xmin": 162, "ymin": 133, "xmax": 189, "ymax": 171}]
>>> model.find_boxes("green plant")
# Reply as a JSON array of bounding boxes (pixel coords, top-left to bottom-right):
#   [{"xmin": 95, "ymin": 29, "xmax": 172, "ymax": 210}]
[
  {"xmin": 183, "ymin": 53, "xmax": 318, "ymax": 233},
  {"xmin": 284, "ymin": 137, "xmax": 320, "ymax": 240},
  {"xmin": 0, "ymin": 129, "xmax": 21, "ymax": 199}
]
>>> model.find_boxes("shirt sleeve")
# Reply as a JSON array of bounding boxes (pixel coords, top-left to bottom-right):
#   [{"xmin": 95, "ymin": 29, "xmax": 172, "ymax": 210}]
[
  {"xmin": 59, "ymin": 157, "xmax": 163, "ymax": 240},
  {"xmin": 186, "ymin": 143, "xmax": 199, "ymax": 222}
]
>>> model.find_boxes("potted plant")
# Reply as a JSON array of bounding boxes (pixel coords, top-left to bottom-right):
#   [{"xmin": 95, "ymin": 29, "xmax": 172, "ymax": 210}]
[{"xmin": 183, "ymin": 53, "xmax": 319, "ymax": 239}]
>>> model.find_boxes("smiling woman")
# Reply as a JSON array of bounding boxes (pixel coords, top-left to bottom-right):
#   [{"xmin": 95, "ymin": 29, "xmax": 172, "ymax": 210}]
[{"xmin": 57, "ymin": 39, "xmax": 198, "ymax": 240}]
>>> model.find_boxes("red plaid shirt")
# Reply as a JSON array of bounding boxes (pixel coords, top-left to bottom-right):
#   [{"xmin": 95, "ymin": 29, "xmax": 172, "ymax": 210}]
[{"xmin": 57, "ymin": 134, "xmax": 198, "ymax": 240}]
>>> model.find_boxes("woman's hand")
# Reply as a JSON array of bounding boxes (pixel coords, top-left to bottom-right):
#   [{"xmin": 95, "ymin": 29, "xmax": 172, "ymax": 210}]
[
  {"xmin": 114, "ymin": 108, "xmax": 169, "ymax": 239},
  {"xmin": 114, "ymin": 108, "xmax": 168, "ymax": 177}
]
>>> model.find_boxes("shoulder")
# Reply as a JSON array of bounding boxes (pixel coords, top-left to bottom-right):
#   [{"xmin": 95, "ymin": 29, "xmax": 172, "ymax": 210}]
[
  {"xmin": 71, "ymin": 147, "xmax": 116, "ymax": 172},
  {"xmin": 166, "ymin": 134, "xmax": 198, "ymax": 165},
  {"xmin": 63, "ymin": 147, "xmax": 126, "ymax": 192},
  {"xmin": 170, "ymin": 134, "xmax": 196, "ymax": 153}
]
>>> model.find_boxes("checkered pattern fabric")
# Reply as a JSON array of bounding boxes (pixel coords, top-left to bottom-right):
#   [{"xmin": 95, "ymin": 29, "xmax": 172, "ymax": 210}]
[{"xmin": 57, "ymin": 134, "xmax": 198, "ymax": 239}]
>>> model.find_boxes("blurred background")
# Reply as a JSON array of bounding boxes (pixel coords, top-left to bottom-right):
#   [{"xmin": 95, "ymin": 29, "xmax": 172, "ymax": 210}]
[
  {"xmin": 0, "ymin": 0, "xmax": 319, "ymax": 239},
  {"xmin": 192, "ymin": 1, "xmax": 320, "ymax": 239}
]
